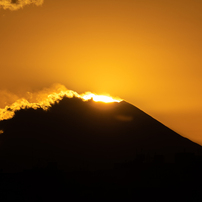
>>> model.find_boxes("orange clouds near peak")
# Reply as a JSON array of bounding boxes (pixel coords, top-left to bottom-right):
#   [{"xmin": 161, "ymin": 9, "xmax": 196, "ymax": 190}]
[{"xmin": 0, "ymin": 84, "xmax": 122, "ymax": 121}]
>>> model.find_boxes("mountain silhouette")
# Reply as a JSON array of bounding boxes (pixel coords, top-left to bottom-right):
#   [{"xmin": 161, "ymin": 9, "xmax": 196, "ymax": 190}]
[{"xmin": 0, "ymin": 96, "xmax": 202, "ymax": 201}]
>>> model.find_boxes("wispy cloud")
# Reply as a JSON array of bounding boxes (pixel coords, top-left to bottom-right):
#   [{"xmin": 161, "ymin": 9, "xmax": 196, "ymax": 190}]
[{"xmin": 0, "ymin": 0, "xmax": 44, "ymax": 10}]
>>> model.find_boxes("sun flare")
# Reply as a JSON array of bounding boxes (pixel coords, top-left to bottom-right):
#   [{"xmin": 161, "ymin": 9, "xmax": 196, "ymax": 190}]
[{"xmin": 81, "ymin": 93, "xmax": 122, "ymax": 103}]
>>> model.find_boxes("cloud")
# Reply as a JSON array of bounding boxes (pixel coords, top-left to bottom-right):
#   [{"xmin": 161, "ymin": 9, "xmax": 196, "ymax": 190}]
[
  {"xmin": 0, "ymin": 0, "xmax": 43, "ymax": 10},
  {"xmin": 0, "ymin": 84, "xmax": 77, "ymax": 121},
  {"xmin": 0, "ymin": 83, "xmax": 122, "ymax": 121},
  {"xmin": 115, "ymin": 115, "xmax": 133, "ymax": 122}
]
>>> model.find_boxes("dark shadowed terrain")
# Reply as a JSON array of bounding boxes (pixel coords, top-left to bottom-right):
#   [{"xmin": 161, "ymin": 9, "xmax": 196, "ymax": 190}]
[{"xmin": 0, "ymin": 96, "xmax": 202, "ymax": 201}]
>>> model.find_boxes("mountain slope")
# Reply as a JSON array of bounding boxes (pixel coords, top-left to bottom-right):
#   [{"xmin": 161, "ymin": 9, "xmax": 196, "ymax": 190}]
[
  {"xmin": 0, "ymin": 96, "xmax": 202, "ymax": 201},
  {"xmin": 0, "ymin": 96, "xmax": 201, "ymax": 171}
]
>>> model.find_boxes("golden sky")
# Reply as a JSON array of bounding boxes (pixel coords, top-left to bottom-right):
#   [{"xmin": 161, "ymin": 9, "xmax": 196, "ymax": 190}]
[{"xmin": 0, "ymin": 0, "xmax": 202, "ymax": 144}]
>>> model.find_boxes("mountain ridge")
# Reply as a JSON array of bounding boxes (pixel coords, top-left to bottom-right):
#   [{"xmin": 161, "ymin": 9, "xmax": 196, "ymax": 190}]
[
  {"xmin": 0, "ymin": 96, "xmax": 201, "ymax": 171},
  {"xmin": 0, "ymin": 96, "xmax": 202, "ymax": 200}
]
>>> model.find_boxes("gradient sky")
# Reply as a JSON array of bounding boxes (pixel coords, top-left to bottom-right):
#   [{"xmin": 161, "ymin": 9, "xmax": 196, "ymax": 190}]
[{"xmin": 0, "ymin": 0, "xmax": 202, "ymax": 144}]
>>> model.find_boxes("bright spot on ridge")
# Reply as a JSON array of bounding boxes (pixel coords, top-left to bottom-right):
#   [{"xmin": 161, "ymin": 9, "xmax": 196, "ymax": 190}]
[{"xmin": 81, "ymin": 93, "xmax": 122, "ymax": 103}]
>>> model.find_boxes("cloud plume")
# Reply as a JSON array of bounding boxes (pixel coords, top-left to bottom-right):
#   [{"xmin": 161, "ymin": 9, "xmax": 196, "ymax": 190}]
[
  {"xmin": 0, "ymin": 0, "xmax": 43, "ymax": 10},
  {"xmin": 0, "ymin": 83, "xmax": 122, "ymax": 121}
]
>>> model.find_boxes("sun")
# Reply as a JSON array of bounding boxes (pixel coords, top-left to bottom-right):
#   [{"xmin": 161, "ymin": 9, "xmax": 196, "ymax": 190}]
[{"xmin": 81, "ymin": 93, "xmax": 122, "ymax": 103}]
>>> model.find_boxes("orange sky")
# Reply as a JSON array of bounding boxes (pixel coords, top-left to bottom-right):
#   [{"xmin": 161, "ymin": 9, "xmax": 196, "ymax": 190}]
[{"xmin": 0, "ymin": 0, "xmax": 202, "ymax": 144}]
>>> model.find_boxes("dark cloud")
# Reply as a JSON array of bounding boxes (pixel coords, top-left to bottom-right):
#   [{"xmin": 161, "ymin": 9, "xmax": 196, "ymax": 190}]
[
  {"xmin": 115, "ymin": 115, "xmax": 133, "ymax": 122},
  {"xmin": 0, "ymin": 0, "xmax": 43, "ymax": 10}
]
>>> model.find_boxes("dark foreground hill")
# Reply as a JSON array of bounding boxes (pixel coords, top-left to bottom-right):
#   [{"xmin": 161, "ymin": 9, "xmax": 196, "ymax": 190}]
[{"xmin": 0, "ymin": 96, "xmax": 202, "ymax": 201}]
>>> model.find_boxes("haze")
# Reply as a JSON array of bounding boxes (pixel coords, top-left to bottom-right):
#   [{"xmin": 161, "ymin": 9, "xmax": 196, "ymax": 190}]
[{"xmin": 0, "ymin": 0, "xmax": 202, "ymax": 144}]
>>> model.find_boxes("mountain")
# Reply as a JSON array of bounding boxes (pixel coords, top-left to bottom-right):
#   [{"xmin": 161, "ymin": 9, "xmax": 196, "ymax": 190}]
[{"xmin": 0, "ymin": 96, "xmax": 202, "ymax": 201}]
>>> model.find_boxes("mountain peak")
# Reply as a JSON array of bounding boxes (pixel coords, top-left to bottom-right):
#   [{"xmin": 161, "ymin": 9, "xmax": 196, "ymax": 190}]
[
  {"xmin": 0, "ymin": 96, "xmax": 202, "ymax": 200},
  {"xmin": 0, "ymin": 96, "xmax": 201, "ymax": 172}
]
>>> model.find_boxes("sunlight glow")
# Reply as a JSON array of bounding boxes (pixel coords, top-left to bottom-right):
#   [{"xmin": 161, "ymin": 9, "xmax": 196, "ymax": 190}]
[{"xmin": 81, "ymin": 93, "xmax": 122, "ymax": 103}]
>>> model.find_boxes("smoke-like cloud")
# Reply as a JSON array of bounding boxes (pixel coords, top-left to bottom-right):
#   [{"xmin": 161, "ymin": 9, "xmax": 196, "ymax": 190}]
[
  {"xmin": 0, "ymin": 0, "xmax": 43, "ymax": 10},
  {"xmin": 0, "ymin": 83, "xmax": 122, "ymax": 121},
  {"xmin": 115, "ymin": 115, "xmax": 133, "ymax": 122}
]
